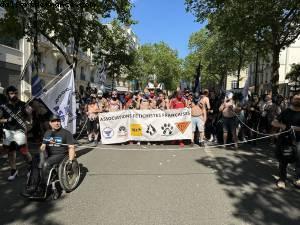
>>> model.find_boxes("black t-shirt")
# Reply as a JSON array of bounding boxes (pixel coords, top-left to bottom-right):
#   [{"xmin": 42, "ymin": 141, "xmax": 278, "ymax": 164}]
[
  {"xmin": 43, "ymin": 128, "xmax": 75, "ymax": 155},
  {"xmin": 277, "ymin": 108, "xmax": 300, "ymax": 141},
  {"xmin": 0, "ymin": 100, "xmax": 28, "ymax": 131}
]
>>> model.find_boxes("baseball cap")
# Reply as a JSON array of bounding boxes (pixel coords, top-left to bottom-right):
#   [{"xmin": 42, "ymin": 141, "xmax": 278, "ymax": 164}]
[{"xmin": 49, "ymin": 114, "xmax": 61, "ymax": 121}]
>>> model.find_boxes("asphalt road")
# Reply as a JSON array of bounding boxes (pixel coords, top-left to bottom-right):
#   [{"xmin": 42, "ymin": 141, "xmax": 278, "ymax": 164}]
[{"xmin": 0, "ymin": 142, "xmax": 300, "ymax": 225}]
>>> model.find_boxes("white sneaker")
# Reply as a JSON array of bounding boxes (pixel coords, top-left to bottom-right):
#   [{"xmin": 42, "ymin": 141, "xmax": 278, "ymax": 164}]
[
  {"xmin": 8, "ymin": 170, "xmax": 18, "ymax": 181},
  {"xmin": 209, "ymin": 136, "xmax": 214, "ymax": 142}
]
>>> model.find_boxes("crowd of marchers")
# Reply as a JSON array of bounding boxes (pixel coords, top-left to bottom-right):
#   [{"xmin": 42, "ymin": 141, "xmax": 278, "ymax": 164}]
[{"xmin": 0, "ymin": 84, "xmax": 299, "ymax": 190}]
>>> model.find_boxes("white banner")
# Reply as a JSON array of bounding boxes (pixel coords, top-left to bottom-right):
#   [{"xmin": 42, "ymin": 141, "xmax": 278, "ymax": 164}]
[
  {"xmin": 40, "ymin": 69, "xmax": 76, "ymax": 134},
  {"xmin": 99, "ymin": 108, "xmax": 192, "ymax": 144}
]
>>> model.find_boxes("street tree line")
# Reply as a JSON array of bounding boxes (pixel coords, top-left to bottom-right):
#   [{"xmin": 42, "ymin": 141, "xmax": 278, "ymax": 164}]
[
  {"xmin": 0, "ymin": 0, "xmax": 135, "ymax": 80},
  {"xmin": 185, "ymin": 0, "xmax": 300, "ymax": 94}
]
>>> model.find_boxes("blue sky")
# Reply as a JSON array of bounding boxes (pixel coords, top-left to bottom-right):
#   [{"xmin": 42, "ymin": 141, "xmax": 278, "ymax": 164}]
[{"xmin": 131, "ymin": 0, "xmax": 205, "ymax": 59}]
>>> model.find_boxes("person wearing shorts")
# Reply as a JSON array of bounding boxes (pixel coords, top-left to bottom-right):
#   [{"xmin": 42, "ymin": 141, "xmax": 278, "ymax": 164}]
[
  {"xmin": 219, "ymin": 92, "xmax": 239, "ymax": 149},
  {"xmin": 191, "ymin": 95, "xmax": 207, "ymax": 146},
  {"xmin": 0, "ymin": 86, "xmax": 32, "ymax": 180}
]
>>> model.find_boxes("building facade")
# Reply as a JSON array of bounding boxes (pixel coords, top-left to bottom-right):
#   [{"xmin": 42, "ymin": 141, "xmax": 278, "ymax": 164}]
[{"xmin": 247, "ymin": 37, "xmax": 300, "ymax": 96}]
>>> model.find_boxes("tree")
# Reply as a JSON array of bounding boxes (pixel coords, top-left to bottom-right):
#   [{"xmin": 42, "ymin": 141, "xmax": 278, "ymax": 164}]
[
  {"xmin": 185, "ymin": 28, "xmax": 239, "ymax": 90},
  {"xmin": 93, "ymin": 20, "xmax": 137, "ymax": 89},
  {"xmin": 185, "ymin": 0, "xmax": 300, "ymax": 94},
  {"xmin": 128, "ymin": 42, "xmax": 182, "ymax": 91},
  {"xmin": 0, "ymin": 0, "xmax": 133, "ymax": 78}
]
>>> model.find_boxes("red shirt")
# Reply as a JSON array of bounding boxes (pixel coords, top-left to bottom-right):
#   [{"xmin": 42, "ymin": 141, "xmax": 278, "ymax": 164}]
[{"xmin": 170, "ymin": 98, "xmax": 185, "ymax": 109}]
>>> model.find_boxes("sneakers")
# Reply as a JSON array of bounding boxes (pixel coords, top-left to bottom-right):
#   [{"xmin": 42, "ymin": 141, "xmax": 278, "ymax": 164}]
[
  {"xmin": 179, "ymin": 142, "xmax": 185, "ymax": 148},
  {"xmin": 294, "ymin": 179, "xmax": 300, "ymax": 188},
  {"xmin": 137, "ymin": 142, "xmax": 141, "ymax": 146},
  {"xmin": 276, "ymin": 180, "xmax": 286, "ymax": 189},
  {"xmin": 8, "ymin": 169, "xmax": 18, "ymax": 181},
  {"xmin": 208, "ymin": 136, "xmax": 214, "ymax": 142}
]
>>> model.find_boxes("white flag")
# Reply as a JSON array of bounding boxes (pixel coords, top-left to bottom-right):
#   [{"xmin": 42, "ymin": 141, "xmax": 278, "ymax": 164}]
[
  {"xmin": 40, "ymin": 69, "xmax": 76, "ymax": 134},
  {"xmin": 242, "ymin": 72, "xmax": 251, "ymax": 103}
]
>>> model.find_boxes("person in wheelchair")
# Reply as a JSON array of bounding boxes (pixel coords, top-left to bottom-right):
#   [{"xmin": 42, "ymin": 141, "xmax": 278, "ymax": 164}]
[{"xmin": 23, "ymin": 114, "xmax": 76, "ymax": 198}]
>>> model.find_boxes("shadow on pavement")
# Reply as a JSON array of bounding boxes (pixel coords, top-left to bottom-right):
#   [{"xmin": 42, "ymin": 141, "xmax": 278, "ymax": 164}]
[
  {"xmin": 0, "ymin": 148, "xmax": 91, "ymax": 225},
  {"xmin": 74, "ymin": 164, "xmax": 89, "ymax": 190},
  {"xmin": 0, "ymin": 164, "xmax": 63, "ymax": 225},
  {"xmin": 196, "ymin": 142, "xmax": 300, "ymax": 225},
  {"xmin": 76, "ymin": 147, "xmax": 94, "ymax": 158}
]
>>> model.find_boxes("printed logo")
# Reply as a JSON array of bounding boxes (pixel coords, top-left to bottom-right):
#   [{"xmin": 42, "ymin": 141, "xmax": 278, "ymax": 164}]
[
  {"xmin": 161, "ymin": 123, "xmax": 174, "ymax": 136},
  {"xmin": 102, "ymin": 127, "xmax": 114, "ymax": 139},
  {"xmin": 118, "ymin": 126, "xmax": 128, "ymax": 137},
  {"xmin": 130, "ymin": 124, "xmax": 142, "ymax": 136},
  {"xmin": 175, "ymin": 121, "xmax": 191, "ymax": 134},
  {"xmin": 146, "ymin": 124, "xmax": 157, "ymax": 136}
]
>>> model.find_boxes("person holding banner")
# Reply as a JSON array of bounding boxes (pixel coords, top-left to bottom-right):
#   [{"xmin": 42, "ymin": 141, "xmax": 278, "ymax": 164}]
[
  {"xmin": 191, "ymin": 94, "xmax": 207, "ymax": 147},
  {"xmin": 86, "ymin": 94, "xmax": 101, "ymax": 147},
  {"xmin": 0, "ymin": 86, "xmax": 32, "ymax": 181},
  {"xmin": 157, "ymin": 92, "xmax": 169, "ymax": 110},
  {"xmin": 108, "ymin": 90, "xmax": 122, "ymax": 112},
  {"xmin": 170, "ymin": 91, "xmax": 186, "ymax": 147}
]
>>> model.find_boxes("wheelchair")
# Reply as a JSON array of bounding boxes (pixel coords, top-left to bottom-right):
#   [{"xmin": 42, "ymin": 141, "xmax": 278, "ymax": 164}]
[{"xmin": 25, "ymin": 155, "xmax": 81, "ymax": 200}]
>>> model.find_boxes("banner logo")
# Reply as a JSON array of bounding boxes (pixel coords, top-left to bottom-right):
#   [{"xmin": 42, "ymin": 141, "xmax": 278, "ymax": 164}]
[
  {"xmin": 130, "ymin": 124, "xmax": 142, "ymax": 136},
  {"xmin": 118, "ymin": 126, "xmax": 128, "ymax": 137},
  {"xmin": 176, "ymin": 121, "xmax": 190, "ymax": 134},
  {"xmin": 161, "ymin": 123, "xmax": 174, "ymax": 136},
  {"xmin": 102, "ymin": 127, "xmax": 114, "ymax": 139},
  {"xmin": 146, "ymin": 124, "xmax": 157, "ymax": 136}
]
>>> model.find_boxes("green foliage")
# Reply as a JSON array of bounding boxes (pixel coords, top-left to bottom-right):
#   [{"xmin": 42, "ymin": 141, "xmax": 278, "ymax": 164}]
[
  {"xmin": 93, "ymin": 20, "xmax": 137, "ymax": 80},
  {"xmin": 0, "ymin": 0, "xmax": 133, "ymax": 75},
  {"xmin": 184, "ymin": 28, "xmax": 242, "ymax": 89},
  {"xmin": 185, "ymin": 0, "xmax": 300, "ymax": 93},
  {"xmin": 128, "ymin": 42, "xmax": 182, "ymax": 91},
  {"xmin": 286, "ymin": 64, "xmax": 300, "ymax": 81}
]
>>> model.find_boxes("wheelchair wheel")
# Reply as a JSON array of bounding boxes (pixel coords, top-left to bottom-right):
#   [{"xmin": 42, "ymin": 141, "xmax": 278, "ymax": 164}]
[{"xmin": 58, "ymin": 157, "xmax": 81, "ymax": 193}]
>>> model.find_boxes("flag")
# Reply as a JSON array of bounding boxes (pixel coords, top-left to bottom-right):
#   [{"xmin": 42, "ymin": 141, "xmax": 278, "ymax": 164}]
[
  {"xmin": 193, "ymin": 62, "xmax": 201, "ymax": 93},
  {"xmin": 31, "ymin": 65, "xmax": 43, "ymax": 97},
  {"xmin": 242, "ymin": 72, "xmax": 251, "ymax": 103},
  {"xmin": 20, "ymin": 55, "xmax": 34, "ymax": 101},
  {"xmin": 40, "ymin": 69, "xmax": 76, "ymax": 134},
  {"xmin": 96, "ymin": 58, "xmax": 107, "ymax": 84}
]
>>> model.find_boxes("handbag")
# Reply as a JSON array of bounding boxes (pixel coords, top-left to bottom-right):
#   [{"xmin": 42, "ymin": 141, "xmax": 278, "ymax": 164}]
[{"xmin": 276, "ymin": 129, "xmax": 297, "ymax": 163}]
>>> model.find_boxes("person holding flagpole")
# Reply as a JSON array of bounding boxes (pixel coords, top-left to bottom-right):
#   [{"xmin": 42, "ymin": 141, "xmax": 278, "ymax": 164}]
[{"xmin": 0, "ymin": 86, "xmax": 33, "ymax": 180}]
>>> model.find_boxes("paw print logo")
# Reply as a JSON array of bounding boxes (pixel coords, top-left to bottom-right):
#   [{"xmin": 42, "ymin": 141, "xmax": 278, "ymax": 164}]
[{"xmin": 161, "ymin": 123, "xmax": 174, "ymax": 136}]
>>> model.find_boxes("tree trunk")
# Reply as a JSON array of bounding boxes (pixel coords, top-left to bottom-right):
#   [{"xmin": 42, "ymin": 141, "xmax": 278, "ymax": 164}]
[{"xmin": 271, "ymin": 47, "xmax": 281, "ymax": 95}]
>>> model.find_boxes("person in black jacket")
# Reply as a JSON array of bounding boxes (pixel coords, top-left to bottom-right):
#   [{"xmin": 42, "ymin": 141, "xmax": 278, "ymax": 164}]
[{"xmin": 272, "ymin": 92, "xmax": 300, "ymax": 189}]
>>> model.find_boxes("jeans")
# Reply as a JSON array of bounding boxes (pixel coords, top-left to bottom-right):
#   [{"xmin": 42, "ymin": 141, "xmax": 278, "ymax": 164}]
[
  {"xmin": 279, "ymin": 142, "xmax": 300, "ymax": 181},
  {"xmin": 42, "ymin": 154, "xmax": 66, "ymax": 184}
]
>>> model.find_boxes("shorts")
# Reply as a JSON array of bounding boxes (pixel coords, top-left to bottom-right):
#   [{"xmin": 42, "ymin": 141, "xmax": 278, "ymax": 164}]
[
  {"xmin": 3, "ymin": 129, "xmax": 26, "ymax": 146},
  {"xmin": 222, "ymin": 117, "xmax": 237, "ymax": 133},
  {"xmin": 87, "ymin": 119, "xmax": 99, "ymax": 133},
  {"xmin": 192, "ymin": 117, "xmax": 204, "ymax": 132}
]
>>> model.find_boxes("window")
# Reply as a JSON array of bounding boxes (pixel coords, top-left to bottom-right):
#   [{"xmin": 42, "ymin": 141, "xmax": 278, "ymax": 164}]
[
  {"xmin": 0, "ymin": 36, "xmax": 19, "ymax": 49},
  {"xmin": 56, "ymin": 59, "xmax": 63, "ymax": 74},
  {"xmin": 231, "ymin": 80, "xmax": 238, "ymax": 89},
  {"xmin": 80, "ymin": 67, "xmax": 85, "ymax": 80}
]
